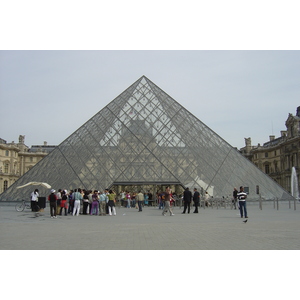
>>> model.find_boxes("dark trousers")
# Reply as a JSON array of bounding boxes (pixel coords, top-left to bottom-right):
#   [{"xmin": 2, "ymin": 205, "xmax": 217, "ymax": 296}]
[
  {"xmin": 50, "ymin": 202, "xmax": 57, "ymax": 216},
  {"xmin": 183, "ymin": 201, "xmax": 191, "ymax": 213},
  {"xmin": 138, "ymin": 201, "xmax": 143, "ymax": 211},
  {"xmin": 193, "ymin": 200, "xmax": 199, "ymax": 213},
  {"xmin": 83, "ymin": 201, "xmax": 89, "ymax": 214},
  {"xmin": 31, "ymin": 201, "xmax": 38, "ymax": 212},
  {"xmin": 60, "ymin": 207, "xmax": 67, "ymax": 215}
]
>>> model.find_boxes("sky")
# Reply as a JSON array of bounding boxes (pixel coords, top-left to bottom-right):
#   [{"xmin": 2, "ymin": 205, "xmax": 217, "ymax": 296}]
[{"xmin": 1, "ymin": 50, "xmax": 299, "ymax": 149}]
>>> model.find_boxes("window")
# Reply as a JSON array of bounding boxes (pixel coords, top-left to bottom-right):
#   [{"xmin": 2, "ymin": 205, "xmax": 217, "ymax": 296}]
[
  {"xmin": 265, "ymin": 152, "xmax": 268, "ymax": 158},
  {"xmin": 5, "ymin": 150, "xmax": 9, "ymax": 156},
  {"xmin": 3, "ymin": 180, "xmax": 8, "ymax": 191},
  {"xmin": 265, "ymin": 165, "xmax": 270, "ymax": 174},
  {"xmin": 4, "ymin": 163, "xmax": 9, "ymax": 173}
]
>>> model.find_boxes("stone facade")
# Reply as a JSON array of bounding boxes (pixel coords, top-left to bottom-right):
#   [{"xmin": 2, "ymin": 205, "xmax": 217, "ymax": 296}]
[
  {"xmin": 0, "ymin": 135, "xmax": 54, "ymax": 194},
  {"xmin": 240, "ymin": 107, "xmax": 300, "ymax": 194}
]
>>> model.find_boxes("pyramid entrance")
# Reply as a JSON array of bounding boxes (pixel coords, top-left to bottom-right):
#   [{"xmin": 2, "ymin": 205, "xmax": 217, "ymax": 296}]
[{"xmin": 0, "ymin": 76, "xmax": 291, "ymax": 201}]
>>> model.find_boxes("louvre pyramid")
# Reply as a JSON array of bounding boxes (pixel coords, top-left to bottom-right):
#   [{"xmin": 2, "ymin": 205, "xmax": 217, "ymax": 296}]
[{"xmin": 0, "ymin": 76, "xmax": 291, "ymax": 201}]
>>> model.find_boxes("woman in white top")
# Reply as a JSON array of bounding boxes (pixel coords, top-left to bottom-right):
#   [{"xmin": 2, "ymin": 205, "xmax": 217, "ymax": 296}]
[{"xmin": 30, "ymin": 189, "xmax": 39, "ymax": 211}]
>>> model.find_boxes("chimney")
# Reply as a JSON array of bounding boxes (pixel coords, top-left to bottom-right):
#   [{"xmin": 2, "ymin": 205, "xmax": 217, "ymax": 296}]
[
  {"xmin": 269, "ymin": 135, "xmax": 275, "ymax": 141},
  {"xmin": 44, "ymin": 141, "xmax": 47, "ymax": 146}
]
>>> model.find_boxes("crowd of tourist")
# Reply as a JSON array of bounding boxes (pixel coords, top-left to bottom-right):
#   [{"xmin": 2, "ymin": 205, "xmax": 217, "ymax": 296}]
[
  {"xmin": 45, "ymin": 188, "xmax": 168, "ymax": 218},
  {"xmin": 31, "ymin": 186, "xmax": 247, "ymax": 219}
]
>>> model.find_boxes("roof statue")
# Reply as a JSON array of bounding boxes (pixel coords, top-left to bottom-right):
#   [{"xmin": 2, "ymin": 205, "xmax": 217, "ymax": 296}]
[{"xmin": 0, "ymin": 76, "xmax": 291, "ymax": 200}]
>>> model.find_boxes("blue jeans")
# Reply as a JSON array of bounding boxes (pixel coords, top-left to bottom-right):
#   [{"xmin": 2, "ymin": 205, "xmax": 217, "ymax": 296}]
[
  {"xmin": 138, "ymin": 201, "xmax": 143, "ymax": 211},
  {"xmin": 239, "ymin": 201, "xmax": 247, "ymax": 218}
]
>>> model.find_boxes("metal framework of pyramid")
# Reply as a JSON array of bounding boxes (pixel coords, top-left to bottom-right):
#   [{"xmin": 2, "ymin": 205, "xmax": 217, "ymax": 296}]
[{"xmin": 0, "ymin": 76, "xmax": 291, "ymax": 201}]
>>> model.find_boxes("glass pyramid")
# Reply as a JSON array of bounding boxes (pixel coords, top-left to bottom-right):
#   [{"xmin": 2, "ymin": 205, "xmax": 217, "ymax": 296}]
[{"xmin": 0, "ymin": 76, "xmax": 291, "ymax": 201}]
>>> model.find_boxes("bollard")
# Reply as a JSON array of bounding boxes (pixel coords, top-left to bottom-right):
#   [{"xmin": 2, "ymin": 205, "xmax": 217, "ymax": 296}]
[
  {"xmin": 276, "ymin": 197, "xmax": 279, "ymax": 210},
  {"xmin": 273, "ymin": 198, "xmax": 276, "ymax": 209},
  {"xmin": 294, "ymin": 199, "xmax": 296, "ymax": 211},
  {"xmin": 289, "ymin": 198, "xmax": 291, "ymax": 209},
  {"xmin": 259, "ymin": 194, "xmax": 262, "ymax": 210}
]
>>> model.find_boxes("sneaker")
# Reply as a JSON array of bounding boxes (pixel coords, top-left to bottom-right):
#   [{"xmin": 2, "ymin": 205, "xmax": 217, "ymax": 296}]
[
  {"xmin": 50, "ymin": 216, "xmax": 53, "ymax": 218},
  {"xmin": 162, "ymin": 213, "xmax": 166, "ymax": 216},
  {"xmin": 54, "ymin": 216, "xmax": 57, "ymax": 218},
  {"xmin": 170, "ymin": 214, "xmax": 175, "ymax": 216}
]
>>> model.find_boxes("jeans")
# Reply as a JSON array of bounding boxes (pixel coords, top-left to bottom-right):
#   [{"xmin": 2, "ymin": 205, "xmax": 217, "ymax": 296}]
[
  {"xmin": 138, "ymin": 200, "xmax": 143, "ymax": 211},
  {"xmin": 239, "ymin": 201, "xmax": 247, "ymax": 218}
]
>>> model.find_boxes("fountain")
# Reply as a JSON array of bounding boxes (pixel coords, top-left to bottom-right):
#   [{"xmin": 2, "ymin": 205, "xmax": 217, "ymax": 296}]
[{"xmin": 291, "ymin": 167, "xmax": 299, "ymax": 200}]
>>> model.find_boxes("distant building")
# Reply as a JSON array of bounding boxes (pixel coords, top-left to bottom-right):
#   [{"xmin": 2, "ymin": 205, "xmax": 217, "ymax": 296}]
[
  {"xmin": 240, "ymin": 106, "xmax": 300, "ymax": 194},
  {"xmin": 0, "ymin": 135, "xmax": 55, "ymax": 193}
]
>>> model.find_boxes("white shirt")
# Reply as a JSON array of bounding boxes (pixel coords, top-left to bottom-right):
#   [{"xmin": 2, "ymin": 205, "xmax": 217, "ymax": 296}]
[{"xmin": 31, "ymin": 192, "xmax": 39, "ymax": 201}]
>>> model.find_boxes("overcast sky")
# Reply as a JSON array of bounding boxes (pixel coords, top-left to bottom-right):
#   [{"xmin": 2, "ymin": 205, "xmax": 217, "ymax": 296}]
[
  {"xmin": 1, "ymin": 50, "xmax": 299, "ymax": 149},
  {"xmin": 1, "ymin": 1, "xmax": 300, "ymax": 150}
]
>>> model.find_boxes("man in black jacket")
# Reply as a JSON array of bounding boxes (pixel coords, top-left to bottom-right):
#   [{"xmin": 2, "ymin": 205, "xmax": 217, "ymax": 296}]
[
  {"xmin": 182, "ymin": 187, "xmax": 192, "ymax": 214},
  {"xmin": 193, "ymin": 188, "xmax": 200, "ymax": 213}
]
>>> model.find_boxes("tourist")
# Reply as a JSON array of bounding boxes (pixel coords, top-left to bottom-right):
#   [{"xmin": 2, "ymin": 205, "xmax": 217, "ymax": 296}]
[
  {"xmin": 82, "ymin": 190, "xmax": 89, "ymax": 215},
  {"xmin": 136, "ymin": 190, "xmax": 144, "ymax": 212},
  {"xmin": 107, "ymin": 190, "xmax": 116, "ymax": 216},
  {"xmin": 193, "ymin": 188, "xmax": 200, "ymax": 213},
  {"xmin": 56, "ymin": 189, "xmax": 62, "ymax": 215},
  {"xmin": 237, "ymin": 186, "xmax": 248, "ymax": 218},
  {"xmin": 182, "ymin": 187, "xmax": 192, "ymax": 214},
  {"xmin": 59, "ymin": 190, "xmax": 68, "ymax": 215},
  {"xmin": 48, "ymin": 189, "xmax": 57, "ymax": 218},
  {"xmin": 87, "ymin": 190, "xmax": 93, "ymax": 214},
  {"xmin": 232, "ymin": 187, "xmax": 238, "ymax": 209},
  {"xmin": 90, "ymin": 190, "xmax": 99, "ymax": 215},
  {"xmin": 120, "ymin": 191, "xmax": 125, "ymax": 207},
  {"xmin": 73, "ymin": 188, "xmax": 83, "ymax": 216},
  {"xmin": 99, "ymin": 190, "xmax": 108, "ymax": 215},
  {"xmin": 148, "ymin": 191, "xmax": 153, "ymax": 206},
  {"xmin": 158, "ymin": 191, "xmax": 165, "ymax": 210},
  {"xmin": 126, "ymin": 191, "xmax": 131, "ymax": 208},
  {"xmin": 162, "ymin": 186, "xmax": 174, "ymax": 216},
  {"xmin": 204, "ymin": 191, "xmax": 211, "ymax": 207},
  {"xmin": 68, "ymin": 190, "xmax": 74, "ymax": 214},
  {"xmin": 30, "ymin": 189, "xmax": 39, "ymax": 212}
]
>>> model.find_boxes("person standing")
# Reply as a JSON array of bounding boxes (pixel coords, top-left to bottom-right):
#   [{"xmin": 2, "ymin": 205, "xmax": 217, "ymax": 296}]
[
  {"xmin": 136, "ymin": 190, "xmax": 144, "ymax": 212},
  {"xmin": 204, "ymin": 191, "xmax": 211, "ymax": 207},
  {"xmin": 90, "ymin": 190, "xmax": 99, "ymax": 215},
  {"xmin": 107, "ymin": 190, "xmax": 116, "ymax": 216},
  {"xmin": 68, "ymin": 190, "xmax": 74, "ymax": 214},
  {"xmin": 182, "ymin": 187, "xmax": 192, "ymax": 214},
  {"xmin": 193, "ymin": 188, "xmax": 200, "ymax": 213},
  {"xmin": 30, "ymin": 189, "xmax": 39, "ymax": 212},
  {"xmin": 232, "ymin": 187, "xmax": 238, "ymax": 209},
  {"xmin": 48, "ymin": 189, "xmax": 57, "ymax": 218},
  {"xmin": 59, "ymin": 190, "xmax": 68, "ymax": 216},
  {"xmin": 126, "ymin": 192, "xmax": 131, "ymax": 208},
  {"xmin": 99, "ymin": 190, "xmax": 108, "ymax": 215},
  {"xmin": 73, "ymin": 188, "xmax": 83, "ymax": 216},
  {"xmin": 162, "ymin": 186, "xmax": 174, "ymax": 216},
  {"xmin": 237, "ymin": 186, "xmax": 248, "ymax": 218},
  {"xmin": 82, "ymin": 190, "xmax": 89, "ymax": 215},
  {"xmin": 56, "ymin": 189, "xmax": 62, "ymax": 215}
]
